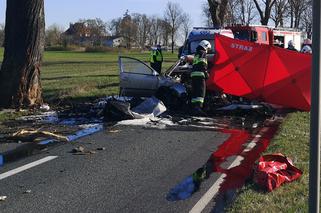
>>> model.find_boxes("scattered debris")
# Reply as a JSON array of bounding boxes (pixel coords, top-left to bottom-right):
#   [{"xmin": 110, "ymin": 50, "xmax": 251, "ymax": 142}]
[
  {"xmin": 66, "ymin": 124, "xmax": 103, "ymax": 141},
  {"xmin": 216, "ymin": 104, "xmax": 262, "ymax": 111},
  {"xmin": 71, "ymin": 146, "xmax": 96, "ymax": 155},
  {"xmin": 103, "ymin": 96, "xmax": 166, "ymax": 122},
  {"xmin": 97, "ymin": 147, "xmax": 106, "ymax": 151},
  {"xmin": 71, "ymin": 146, "xmax": 85, "ymax": 153},
  {"xmin": 108, "ymin": 129, "xmax": 120, "ymax": 133},
  {"xmin": 18, "ymin": 111, "xmax": 58, "ymax": 123},
  {"xmin": 103, "ymin": 99, "xmax": 136, "ymax": 122},
  {"xmin": 10, "ymin": 129, "xmax": 69, "ymax": 142},
  {"xmin": 0, "ymin": 196, "xmax": 7, "ymax": 201},
  {"xmin": 40, "ymin": 104, "xmax": 50, "ymax": 111},
  {"xmin": 131, "ymin": 96, "xmax": 166, "ymax": 117}
]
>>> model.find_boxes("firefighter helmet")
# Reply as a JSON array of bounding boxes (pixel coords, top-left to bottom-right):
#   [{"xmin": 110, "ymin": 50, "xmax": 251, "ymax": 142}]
[{"xmin": 199, "ymin": 40, "xmax": 212, "ymax": 52}]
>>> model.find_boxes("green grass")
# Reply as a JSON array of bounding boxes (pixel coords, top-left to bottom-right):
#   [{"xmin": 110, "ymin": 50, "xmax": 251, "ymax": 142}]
[
  {"xmin": 42, "ymin": 50, "xmax": 177, "ymax": 103},
  {"xmin": 227, "ymin": 111, "xmax": 310, "ymax": 212},
  {"xmin": 0, "ymin": 48, "xmax": 178, "ymax": 104}
]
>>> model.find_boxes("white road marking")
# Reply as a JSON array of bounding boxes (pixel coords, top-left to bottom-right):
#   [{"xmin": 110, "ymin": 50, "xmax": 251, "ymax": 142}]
[
  {"xmin": 220, "ymin": 155, "xmax": 244, "ymax": 170},
  {"xmin": 189, "ymin": 174, "xmax": 227, "ymax": 213},
  {"xmin": 190, "ymin": 127, "xmax": 270, "ymax": 213},
  {"xmin": 0, "ymin": 156, "xmax": 58, "ymax": 180}
]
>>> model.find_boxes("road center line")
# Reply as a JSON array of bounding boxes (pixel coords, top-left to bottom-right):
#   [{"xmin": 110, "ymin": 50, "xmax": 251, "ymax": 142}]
[
  {"xmin": 189, "ymin": 174, "xmax": 227, "ymax": 213},
  {"xmin": 0, "ymin": 156, "xmax": 58, "ymax": 180},
  {"xmin": 190, "ymin": 128, "xmax": 270, "ymax": 213}
]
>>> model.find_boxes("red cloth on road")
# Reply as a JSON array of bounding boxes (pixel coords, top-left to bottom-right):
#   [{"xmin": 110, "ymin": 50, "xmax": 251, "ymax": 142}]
[{"xmin": 253, "ymin": 154, "xmax": 302, "ymax": 191}]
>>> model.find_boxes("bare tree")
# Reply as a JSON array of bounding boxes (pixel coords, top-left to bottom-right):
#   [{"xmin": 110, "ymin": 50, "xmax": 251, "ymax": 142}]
[
  {"xmin": 271, "ymin": 0, "xmax": 289, "ymax": 27},
  {"xmin": 132, "ymin": 13, "xmax": 151, "ymax": 49},
  {"xmin": 301, "ymin": 0, "xmax": 312, "ymax": 38},
  {"xmin": 253, "ymin": 0, "xmax": 276, "ymax": 25},
  {"xmin": 149, "ymin": 16, "xmax": 162, "ymax": 46},
  {"xmin": 207, "ymin": 0, "xmax": 229, "ymax": 27},
  {"xmin": 288, "ymin": 0, "xmax": 308, "ymax": 28},
  {"xmin": 45, "ymin": 24, "xmax": 64, "ymax": 47},
  {"xmin": 235, "ymin": 0, "xmax": 256, "ymax": 25},
  {"xmin": 181, "ymin": 13, "xmax": 192, "ymax": 42},
  {"xmin": 119, "ymin": 10, "xmax": 137, "ymax": 49},
  {"xmin": 202, "ymin": 2, "xmax": 213, "ymax": 27},
  {"xmin": 108, "ymin": 18, "xmax": 122, "ymax": 36},
  {"xmin": 228, "ymin": 0, "xmax": 256, "ymax": 25},
  {"xmin": 0, "ymin": 0, "xmax": 45, "ymax": 108},
  {"xmin": 160, "ymin": 19, "xmax": 171, "ymax": 47},
  {"xmin": 164, "ymin": 2, "xmax": 184, "ymax": 53}
]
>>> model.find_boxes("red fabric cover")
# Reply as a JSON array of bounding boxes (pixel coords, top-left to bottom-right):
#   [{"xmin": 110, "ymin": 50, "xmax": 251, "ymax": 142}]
[
  {"xmin": 207, "ymin": 34, "xmax": 312, "ymax": 111},
  {"xmin": 253, "ymin": 154, "xmax": 302, "ymax": 192}
]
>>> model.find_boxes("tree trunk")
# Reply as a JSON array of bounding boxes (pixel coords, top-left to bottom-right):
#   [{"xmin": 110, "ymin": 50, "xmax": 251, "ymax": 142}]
[
  {"xmin": 0, "ymin": 0, "xmax": 45, "ymax": 108},
  {"xmin": 218, "ymin": 0, "xmax": 228, "ymax": 27},
  {"xmin": 208, "ymin": 0, "xmax": 221, "ymax": 27},
  {"xmin": 171, "ymin": 33, "xmax": 174, "ymax": 54}
]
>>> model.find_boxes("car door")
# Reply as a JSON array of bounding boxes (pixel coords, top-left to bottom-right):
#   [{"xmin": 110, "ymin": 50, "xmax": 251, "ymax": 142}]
[{"xmin": 119, "ymin": 56, "xmax": 159, "ymax": 97}]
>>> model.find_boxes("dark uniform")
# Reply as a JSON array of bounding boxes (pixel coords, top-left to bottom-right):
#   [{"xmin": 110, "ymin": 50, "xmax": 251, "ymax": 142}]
[
  {"xmin": 191, "ymin": 46, "xmax": 208, "ymax": 113},
  {"xmin": 150, "ymin": 47, "xmax": 163, "ymax": 74}
]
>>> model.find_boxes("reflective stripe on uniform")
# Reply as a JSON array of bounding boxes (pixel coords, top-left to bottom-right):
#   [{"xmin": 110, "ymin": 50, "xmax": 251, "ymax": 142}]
[
  {"xmin": 150, "ymin": 52, "xmax": 155, "ymax": 63},
  {"xmin": 191, "ymin": 97, "xmax": 204, "ymax": 103},
  {"xmin": 193, "ymin": 55, "xmax": 207, "ymax": 66},
  {"xmin": 155, "ymin": 51, "xmax": 163, "ymax": 62},
  {"xmin": 191, "ymin": 71, "xmax": 205, "ymax": 78},
  {"xmin": 150, "ymin": 50, "xmax": 162, "ymax": 63}
]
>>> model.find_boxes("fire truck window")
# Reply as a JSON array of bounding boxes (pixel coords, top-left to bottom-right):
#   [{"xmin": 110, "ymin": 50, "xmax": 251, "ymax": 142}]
[
  {"xmin": 262, "ymin": 32, "xmax": 267, "ymax": 41},
  {"xmin": 251, "ymin": 31, "xmax": 258, "ymax": 41},
  {"xmin": 234, "ymin": 30, "xmax": 250, "ymax": 41}
]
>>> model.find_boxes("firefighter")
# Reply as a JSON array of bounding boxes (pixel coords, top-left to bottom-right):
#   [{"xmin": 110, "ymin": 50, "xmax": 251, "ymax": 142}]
[
  {"xmin": 287, "ymin": 40, "xmax": 298, "ymax": 51},
  {"xmin": 190, "ymin": 40, "xmax": 211, "ymax": 116},
  {"xmin": 301, "ymin": 38, "xmax": 312, "ymax": 54},
  {"xmin": 150, "ymin": 44, "xmax": 163, "ymax": 74}
]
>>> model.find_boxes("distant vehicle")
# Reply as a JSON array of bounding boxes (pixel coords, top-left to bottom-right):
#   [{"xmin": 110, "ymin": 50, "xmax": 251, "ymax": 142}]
[{"xmin": 226, "ymin": 25, "xmax": 302, "ymax": 50}]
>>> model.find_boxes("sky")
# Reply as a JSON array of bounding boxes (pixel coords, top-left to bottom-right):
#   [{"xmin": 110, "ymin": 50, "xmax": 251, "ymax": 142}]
[{"xmin": 0, "ymin": 0, "xmax": 206, "ymax": 30}]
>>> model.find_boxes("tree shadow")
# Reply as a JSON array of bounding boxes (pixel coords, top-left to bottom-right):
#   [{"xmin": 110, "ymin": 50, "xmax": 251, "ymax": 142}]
[
  {"xmin": 42, "ymin": 74, "xmax": 119, "ymax": 81},
  {"xmin": 42, "ymin": 61, "xmax": 118, "ymax": 66}
]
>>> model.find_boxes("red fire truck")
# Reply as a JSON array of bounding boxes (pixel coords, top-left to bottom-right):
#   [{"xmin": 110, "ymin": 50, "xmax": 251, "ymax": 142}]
[{"xmin": 226, "ymin": 25, "xmax": 302, "ymax": 50}]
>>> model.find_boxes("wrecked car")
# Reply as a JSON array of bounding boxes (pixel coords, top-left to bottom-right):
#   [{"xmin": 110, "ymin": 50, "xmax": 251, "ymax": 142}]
[
  {"xmin": 118, "ymin": 56, "xmax": 191, "ymax": 111},
  {"xmin": 119, "ymin": 56, "xmax": 179, "ymax": 97}
]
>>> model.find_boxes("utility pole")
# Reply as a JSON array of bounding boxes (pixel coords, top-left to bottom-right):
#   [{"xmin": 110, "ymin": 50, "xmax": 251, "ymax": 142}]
[{"xmin": 309, "ymin": 0, "xmax": 321, "ymax": 212}]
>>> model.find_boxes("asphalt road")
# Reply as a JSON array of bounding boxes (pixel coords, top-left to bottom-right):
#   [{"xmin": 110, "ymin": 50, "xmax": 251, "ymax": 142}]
[{"xmin": 0, "ymin": 125, "xmax": 230, "ymax": 213}]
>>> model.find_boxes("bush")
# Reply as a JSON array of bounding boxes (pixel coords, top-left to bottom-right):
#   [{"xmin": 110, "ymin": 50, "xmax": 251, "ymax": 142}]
[
  {"xmin": 45, "ymin": 45, "xmax": 84, "ymax": 51},
  {"xmin": 84, "ymin": 46, "xmax": 114, "ymax": 52}
]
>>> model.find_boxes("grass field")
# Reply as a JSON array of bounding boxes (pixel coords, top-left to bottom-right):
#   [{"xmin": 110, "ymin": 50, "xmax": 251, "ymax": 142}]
[
  {"xmin": 0, "ymin": 48, "xmax": 178, "ymax": 104},
  {"xmin": 41, "ymin": 50, "xmax": 178, "ymax": 104},
  {"xmin": 0, "ymin": 47, "xmax": 311, "ymax": 211}
]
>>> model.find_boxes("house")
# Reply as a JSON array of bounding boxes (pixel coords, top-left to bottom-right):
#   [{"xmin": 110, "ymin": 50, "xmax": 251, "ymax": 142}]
[
  {"xmin": 62, "ymin": 22, "xmax": 93, "ymax": 46},
  {"xmin": 103, "ymin": 36, "xmax": 124, "ymax": 47}
]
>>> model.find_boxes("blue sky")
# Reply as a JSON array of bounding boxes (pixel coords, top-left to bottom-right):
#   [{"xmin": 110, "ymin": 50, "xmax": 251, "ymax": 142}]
[{"xmin": 0, "ymin": 0, "xmax": 206, "ymax": 29}]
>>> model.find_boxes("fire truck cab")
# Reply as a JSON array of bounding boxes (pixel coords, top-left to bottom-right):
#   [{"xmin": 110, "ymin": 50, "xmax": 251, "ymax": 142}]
[
  {"xmin": 227, "ymin": 25, "xmax": 272, "ymax": 45},
  {"xmin": 226, "ymin": 25, "xmax": 302, "ymax": 50}
]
